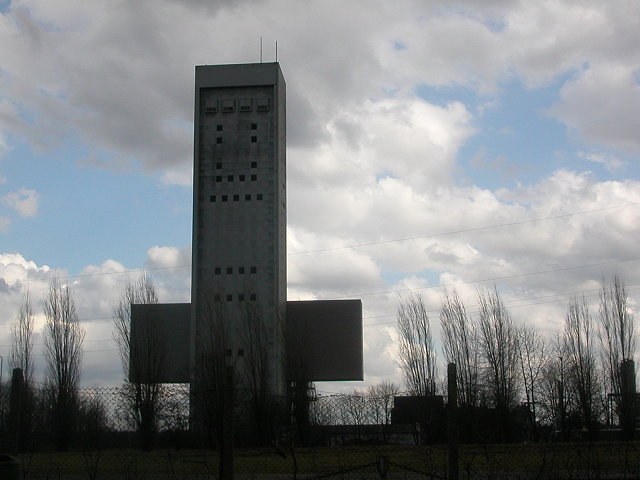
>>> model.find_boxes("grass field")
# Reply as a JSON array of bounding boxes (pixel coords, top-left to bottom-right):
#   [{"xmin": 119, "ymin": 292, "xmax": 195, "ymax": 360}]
[{"xmin": 13, "ymin": 441, "xmax": 640, "ymax": 479}]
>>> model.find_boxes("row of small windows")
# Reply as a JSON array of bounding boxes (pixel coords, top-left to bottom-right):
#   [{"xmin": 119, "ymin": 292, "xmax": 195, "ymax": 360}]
[
  {"xmin": 205, "ymin": 98, "xmax": 270, "ymax": 113},
  {"xmin": 216, "ymin": 123, "xmax": 258, "ymax": 131},
  {"xmin": 214, "ymin": 293, "xmax": 258, "ymax": 302},
  {"xmin": 210, "ymin": 193, "xmax": 263, "ymax": 202},
  {"xmin": 215, "ymin": 266, "xmax": 258, "ymax": 274},
  {"xmin": 215, "ymin": 162, "xmax": 258, "ymax": 170},
  {"xmin": 214, "ymin": 174, "xmax": 258, "ymax": 183},
  {"xmin": 215, "ymin": 136, "xmax": 258, "ymax": 144}
]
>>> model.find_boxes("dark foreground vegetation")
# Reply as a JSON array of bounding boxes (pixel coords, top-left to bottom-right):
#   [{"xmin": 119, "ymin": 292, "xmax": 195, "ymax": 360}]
[{"xmin": 1, "ymin": 383, "xmax": 640, "ymax": 479}]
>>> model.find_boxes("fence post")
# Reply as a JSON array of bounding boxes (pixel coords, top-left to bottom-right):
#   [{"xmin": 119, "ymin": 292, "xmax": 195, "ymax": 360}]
[
  {"xmin": 447, "ymin": 363, "xmax": 458, "ymax": 480},
  {"xmin": 8, "ymin": 368, "xmax": 24, "ymax": 453}
]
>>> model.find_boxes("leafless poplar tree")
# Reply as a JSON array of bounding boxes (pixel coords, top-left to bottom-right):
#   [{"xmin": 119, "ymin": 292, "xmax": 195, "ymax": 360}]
[
  {"xmin": 112, "ymin": 273, "xmax": 162, "ymax": 450},
  {"xmin": 598, "ymin": 275, "xmax": 636, "ymax": 434},
  {"xmin": 477, "ymin": 287, "xmax": 520, "ymax": 412},
  {"xmin": 113, "ymin": 273, "xmax": 159, "ymax": 378},
  {"xmin": 564, "ymin": 296, "xmax": 600, "ymax": 434},
  {"xmin": 195, "ymin": 295, "xmax": 229, "ymax": 448},
  {"xmin": 240, "ymin": 301, "xmax": 274, "ymax": 445},
  {"xmin": 9, "ymin": 290, "xmax": 35, "ymax": 450},
  {"xmin": 397, "ymin": 293, "xmax": 437, "ymax": 396},
  {"xmin": 537, "ymin": 333, "xmax": 569, "ymax": 437},
  {"xmin": 517, "ymin": 323, "xmax": 546, "ymax": 438},
  {"xmin": 43, "ymin": 277, "xmax": 85, "ymax": 451},
  {"xmin": 440, "ymin": 288, "xmax": 480, "ymax": 407},
  {"xmin": 10, "ymin": 290, "xmax": 35, "ymax": 384}
]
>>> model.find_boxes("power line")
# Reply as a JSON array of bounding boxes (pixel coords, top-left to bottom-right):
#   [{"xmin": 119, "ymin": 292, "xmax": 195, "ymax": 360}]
[
  {"xmin": 362, "ymin": 283, "xmax": 640, "ymax": 327},
  {"xmin": 7, "ymin": 203, "xmax": 638, "ymax": 282},
  {"xmin": 289, "ymin": 202, "xmax": 640, "ymax": 255},
  {"xmin": 3, "ymin": 259, "xmax": 639, "ymax": 339},
  {"xmin": 323, "ymin": 255, "xmax": 640, "ymax": 300}
]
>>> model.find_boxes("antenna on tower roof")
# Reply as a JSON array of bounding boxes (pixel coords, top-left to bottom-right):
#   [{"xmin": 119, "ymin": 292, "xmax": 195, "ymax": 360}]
[
  {"xmin": 275, "ymin": 41, "xmax": 278, "ymax": 62},
  {"xmin": 260, "ymin": 36, "xmax": 263, "ymax": 63}
]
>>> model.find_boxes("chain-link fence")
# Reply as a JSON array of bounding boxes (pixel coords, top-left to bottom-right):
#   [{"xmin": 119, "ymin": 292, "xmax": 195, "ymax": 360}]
[{"xmin": 2, "ymin": 381, "xmax": 640, "ymax": 479}]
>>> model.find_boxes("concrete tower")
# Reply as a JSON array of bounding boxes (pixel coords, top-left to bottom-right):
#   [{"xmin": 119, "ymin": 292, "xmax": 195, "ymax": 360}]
[
  {"xmin": 191, "ymin": 63, "xmax": 287, "ymax": 397},
  {"xmin": 131, "ymin": 62, "xmax": 361, "ymax": 403}
]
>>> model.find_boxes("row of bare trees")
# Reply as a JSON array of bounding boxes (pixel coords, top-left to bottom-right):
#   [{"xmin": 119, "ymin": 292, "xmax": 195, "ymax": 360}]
[
  {"xmin": 396, "ymin": 276, "xmax": 637, "ymax": 440},
  {"xmin": 311, "ymin": 381, "xmax": 401, "ymax": 427},
  {"xmin": 8, "ymin": 273, "xmax": 177, "ymax": 451},
  {"xmin": 8, "ymin": 278, "xmax": 86, "ymax": 450}
]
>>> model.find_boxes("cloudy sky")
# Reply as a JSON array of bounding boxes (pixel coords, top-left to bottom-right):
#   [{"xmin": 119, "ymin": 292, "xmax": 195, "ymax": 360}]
[{"xmin": 1, "ymin": 0, "xmax": 639, "ymax": 392}]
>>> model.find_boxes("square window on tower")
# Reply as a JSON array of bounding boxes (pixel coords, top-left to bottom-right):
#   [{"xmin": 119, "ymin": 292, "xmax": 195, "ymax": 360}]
[
  {"xmin": 222, "ymin": 99, "xmax": 235, "ymax": 113},
  {"xmin": 205, "ymin": 99, "xmax": 218, "ymax": 113},
  {"xmin": 256, "ymin": 98, "xmax": 269, "ymax": 111},
  {"xmin": 239, "ymin": 98, "xmax": 252, "ymax": 112}
]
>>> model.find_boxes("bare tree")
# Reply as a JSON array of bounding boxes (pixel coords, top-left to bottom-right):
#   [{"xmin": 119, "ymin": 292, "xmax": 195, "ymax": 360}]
[
  {"xmin": 367, "ymin": 381, "xmax": 400, "ymax": 441},
  {"xmin": 564, "ymin": 296, "xmax": 600, "ymax": 435},
  {"xmin": 477, "ymin": 286, "xmax": 520, "ymax": 441},
  {"xmin": 517, "ymin": 323, "xmax": 546, "ymax": 439},
  {"xmin": 536, "ymin": 333, "xmax": 572, "ymax": 439},
  {"xmin": 43, "ymin": 277, "xmax": 85, "ymax": 451},
  {"xmin": 397, "ymin": 293, "xmax": 437, "ymax": 396},
  {"xmin": 113, "ymin": 273, "xmax": 159, "ymax": 378},
  {"xmin": 9, "ymin": 290, "xmax": 36, "ymax": 450},
  {"xmin": 343, "ymin": 390, "xmax": 367, "ymax": 426},
  {"xmin": 598, "ymin": 275, "xmax": 636, "ymax": 436},
  {"xmin": 194, "ymin": 294, "xmax": 229, "ymax": 449},
  {"xmin": 112, "ymin": 273, "xmax": 162, "ymax": 450},
  {"xmin": 538, "ymin": 358, "xmax": 561, "ymax": 432},
  {"xmin": 366, "ymin": 381, "xmax": 400, "ymax": 426},
  {"xmin": 240, "ymin": 300, "xmax": 276, "ymax": 445},
  {"xmin": 440, "ymin": 288, "xmax": 480, "ymax": 407},
  {"xmin": 477, "ymin": 287, "xmax": 520, "ymax": 411},
  {"xmin": 10, "ymin": 291, "xmax": 35, "ymax": 384}
]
